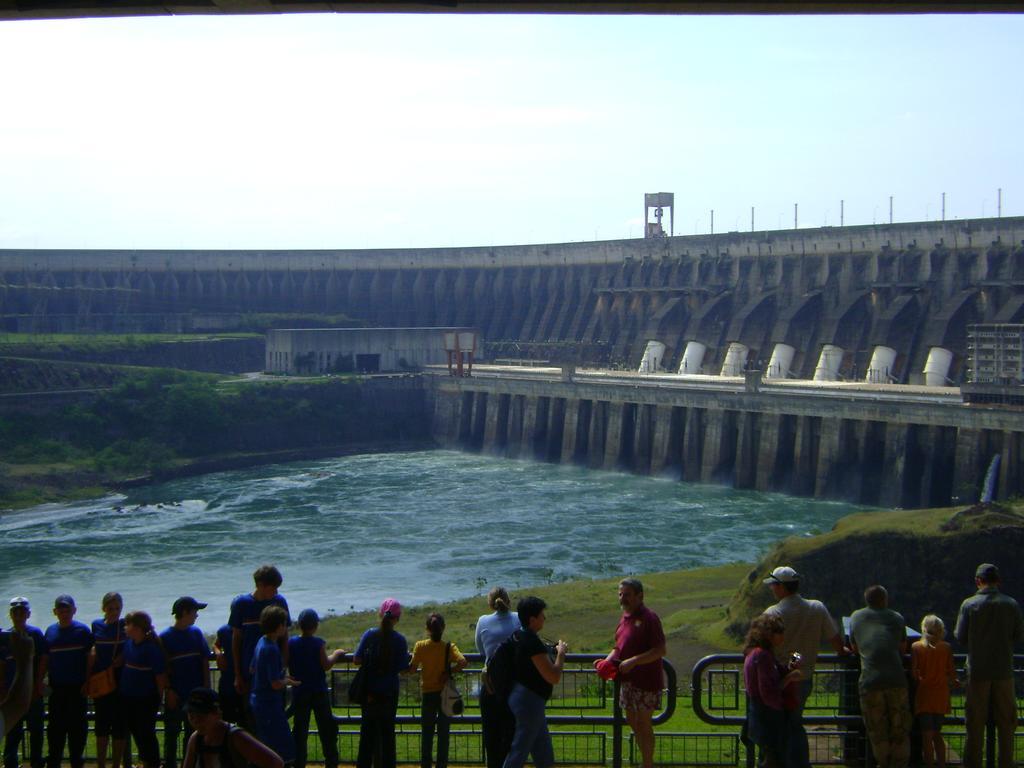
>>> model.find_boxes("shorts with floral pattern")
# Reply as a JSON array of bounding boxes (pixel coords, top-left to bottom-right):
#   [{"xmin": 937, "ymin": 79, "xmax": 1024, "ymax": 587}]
[{"xmin": 619, "ymin": 682, "xmax": 661, "ymax": 712}]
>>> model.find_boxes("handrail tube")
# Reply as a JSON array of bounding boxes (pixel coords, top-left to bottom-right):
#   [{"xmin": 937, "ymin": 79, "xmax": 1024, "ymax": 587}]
[
  {"xmin": 326, "ymin": 653, "xmax": 676, "ymax": 729},
  {"xmin": 691, "ymin": 652, "xmax": 1024, "ymax": 727}
]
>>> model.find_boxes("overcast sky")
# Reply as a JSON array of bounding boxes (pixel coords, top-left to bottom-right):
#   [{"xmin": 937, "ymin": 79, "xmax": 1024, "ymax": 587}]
[{"xmin": 0, "ymin": 12, "xmax": 1021, "ymax": 250}]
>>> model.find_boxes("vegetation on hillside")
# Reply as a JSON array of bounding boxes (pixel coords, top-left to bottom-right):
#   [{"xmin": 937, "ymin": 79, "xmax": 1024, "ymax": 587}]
[
  {"xmin": 722, "ymin": 501, "xmax": 1024, "ymax": 642},
  {"xmin": 0, "ymin": 371, "xmax": 427, "ymax": 509}
]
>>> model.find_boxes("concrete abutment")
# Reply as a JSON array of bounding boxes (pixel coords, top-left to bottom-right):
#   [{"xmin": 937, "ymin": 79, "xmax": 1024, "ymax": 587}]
[{"xmin": 428, "ymin": 376, "xmax": 1024, "ymax": 509}]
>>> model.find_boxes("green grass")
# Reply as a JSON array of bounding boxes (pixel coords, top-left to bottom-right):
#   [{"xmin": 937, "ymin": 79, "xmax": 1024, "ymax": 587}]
[
  {"xmin": 0, "ymin": 332, "xmax": 260, "ymax": 350},
  {"xmin": 313, "ymin": 562, "xmax": 749, "ymax": 677}
]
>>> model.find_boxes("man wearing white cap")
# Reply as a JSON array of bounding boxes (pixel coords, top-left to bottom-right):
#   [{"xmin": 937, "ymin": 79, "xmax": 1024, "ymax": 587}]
[{"xmin": 762, "ymin": 566, "xmax": 847, "ymax": 768}]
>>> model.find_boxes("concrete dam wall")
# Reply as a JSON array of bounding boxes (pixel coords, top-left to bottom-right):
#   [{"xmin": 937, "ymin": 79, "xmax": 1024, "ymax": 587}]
[
  {"xmin": 3, "ymin": 216, "xmax": 1024, "ymax": 381},
  {"xmin": 427, "ymin": 374, "xmax": 1024, "ymax": 509}
]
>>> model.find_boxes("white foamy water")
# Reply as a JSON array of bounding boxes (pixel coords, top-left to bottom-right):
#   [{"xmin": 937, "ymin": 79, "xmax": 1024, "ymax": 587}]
[{"xmin": 0, "ymin": 451, "xmax": 862, "ymax": 632}]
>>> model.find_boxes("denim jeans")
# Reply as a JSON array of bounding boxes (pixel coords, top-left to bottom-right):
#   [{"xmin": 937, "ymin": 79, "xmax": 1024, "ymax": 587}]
[
  {"xmin": 502, "ymin": 684, "xmax": 553, "ymax": 768},
  {"xmin": 785, "ymin": 679, "xmax": 813, "ymax": 768},
  {"xmin": 250, "ymin": 693, "xmax": 296, "ymax": 763},
  {"xmin": 292, "ymin": 689, "xmax": 339, "ymax": 768},
  {"xmin": 420, "ymin": 691, "xmax": 451, "ymax": 768}
]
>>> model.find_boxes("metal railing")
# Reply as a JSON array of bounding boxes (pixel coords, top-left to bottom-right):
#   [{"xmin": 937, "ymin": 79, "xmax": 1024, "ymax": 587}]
[
  {"xmin": 7, "ymin": 654, "xmax": 676, "ymax": 768},
  {"xmin": 311, "ymin": 653, "xmax": 678, "ymax": 768},
  {"xmin": 691, "ymin": 653, "xmax": 1024, "ymax": 768}
]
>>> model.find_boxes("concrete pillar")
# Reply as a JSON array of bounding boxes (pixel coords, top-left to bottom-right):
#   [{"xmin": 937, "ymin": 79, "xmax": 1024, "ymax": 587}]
[
  {"xmin": 814, "ymin": 418, "xmax": 843, "ymax": 499},
  {"xmin": 682, "ymin": 407, "xmax": 703, "ymax": 482},
  {"xmin": 755, "ymin": 413, "xmax": 783, "ymax": 492},
  {"xmin": 603, "ymin": 402, "xmax": 626, "ymax": 471},
  {"xmin": 482, "ymin": 396, "xmax": 502, "ymax": 453},
  {"xmin": 998, "ymin": 430, "xmax": 1019, "ymax": 501},
  {"xmin": 560, "ymin": 399, "xmax": 581, "ymax": 464},
  {"xmin": 700, "ymin": 410, "xmax": 724, "ymax": 482},
  {"xmin": 879, "ymin": 423, "xmax": 908, "ymax": 508},
  {"xmin": 470, "ymin": 391, "xmax": 488, "ymax": 451},
  {"xmin": 545, "ymin": 398, "xmax": 566, "ymax": 461},
  {"xmin": 734, "ymin": 412, "xmax": 757, "ymax": 489},
  {"xmin": 952, "ymin": 427, "xmax": 982, "ymax": 505},
  {"xmin": 432, "ymin": 389, "xmax": 462, "ymax": 447},
  {"xmin": 532, "ymin": 397, "xmax": 550, "ymax": 459},
  {"xmin": 457, "ymin": 391, "xmax": 474, "ymax": 448},
  {"xmin": 506, "ymin": 395, "xmax": 525, "ymax": 459},
  {"xmin": 633, "ymin": 404, "xmax": 654, "ymax": 474},
  {"xmin": 649, "ymin": 405, "xmax": 674, "ymax": 476},
  {"xmin": 521, "ymin": 397, "xmax": 541, "ymax": 460},
  {"xmin": 791, "ymin": 416, "xmax": 818, "ymax": 497},
  {"xmin": 588, "ymin": 402, "xmax": 607, "ymax": 470},
  {"xmin": 917, "ymin": 425, "xmax": 940, "ymax": 507}
]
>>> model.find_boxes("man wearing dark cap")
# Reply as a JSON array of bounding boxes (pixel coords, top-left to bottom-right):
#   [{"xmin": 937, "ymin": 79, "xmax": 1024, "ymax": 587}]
[
  {"xmin": 43, "ymin": 595, "xmax": 93, "ymax": 768},
  {"xmin": 762, "ymin": 566, "xmax": 847, "ymax": 768},
  {"xmin": 954, "ymin": 563, "xmax": 1024, "ymax": 768},
  {"xmin": 2, "ymin": 598, "xmax": 48, "ymax": 768},
  {"xmin": 160, "ymin": 597, "xmax": 212, "ymax": 768}
]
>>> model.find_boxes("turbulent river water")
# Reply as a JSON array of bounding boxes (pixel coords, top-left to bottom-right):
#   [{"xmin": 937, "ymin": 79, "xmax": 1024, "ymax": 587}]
[{"xmin": 0, "ymin": 451, "xmax": 863, "ymax": 632}]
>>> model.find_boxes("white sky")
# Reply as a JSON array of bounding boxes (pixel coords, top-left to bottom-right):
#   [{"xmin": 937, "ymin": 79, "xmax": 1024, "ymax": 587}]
[{"xmin": 0, "ymin": 12, "xmax": 1021, "ymax": 250}]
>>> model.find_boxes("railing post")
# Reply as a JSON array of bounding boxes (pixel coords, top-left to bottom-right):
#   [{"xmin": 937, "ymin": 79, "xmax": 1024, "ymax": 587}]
[
  {"xmin": 612, "ymin": 679, "xmax": 623, "ymax": 768},
  {"xmin": 985, "ymin": 714, "xmax": 996, "ymax": 768}
]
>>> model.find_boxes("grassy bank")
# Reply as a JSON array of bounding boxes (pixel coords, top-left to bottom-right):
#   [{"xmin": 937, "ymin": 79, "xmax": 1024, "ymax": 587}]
[{"xmin": 314, "ymin": 562, "xmax": 750, "ymax": 674}]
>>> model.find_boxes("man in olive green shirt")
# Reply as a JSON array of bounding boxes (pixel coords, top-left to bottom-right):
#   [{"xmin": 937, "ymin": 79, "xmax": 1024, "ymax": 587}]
[
  {"xmin": 954, "ymin": 563, "xmax": 1024, "ymax": 768},
  {"xmin": 849, "ymin": 585, "xmax": 910, "ymax": 768}
]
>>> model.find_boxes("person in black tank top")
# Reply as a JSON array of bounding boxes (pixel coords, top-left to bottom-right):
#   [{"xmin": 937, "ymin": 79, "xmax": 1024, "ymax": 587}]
[{"xmin": 181, "ymin": 688, "xmax": 283, "ymax": 768}]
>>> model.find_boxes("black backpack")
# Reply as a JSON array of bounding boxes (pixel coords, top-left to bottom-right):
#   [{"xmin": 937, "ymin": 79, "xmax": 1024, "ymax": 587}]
[{"xmin": 482, "ymin": 629, "xmax": 521, "ymax": 700}]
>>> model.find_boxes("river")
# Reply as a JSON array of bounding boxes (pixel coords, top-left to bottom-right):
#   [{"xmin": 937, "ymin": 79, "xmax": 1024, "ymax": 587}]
[{"xmin": 0, "ymin": 450, "xmax": 863, "ymax": 632}]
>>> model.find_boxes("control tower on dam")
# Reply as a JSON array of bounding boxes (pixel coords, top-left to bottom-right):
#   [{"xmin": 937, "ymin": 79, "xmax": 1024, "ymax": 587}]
[{"xmin": 1, "ymin": 216, "xmax": 1023, "ymax": 383}]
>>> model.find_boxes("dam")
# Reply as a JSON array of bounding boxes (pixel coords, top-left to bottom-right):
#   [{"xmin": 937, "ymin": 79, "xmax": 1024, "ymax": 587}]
[{"xmin": 3, "ymin": 215, "xmax": 1023, "ymax": 506}]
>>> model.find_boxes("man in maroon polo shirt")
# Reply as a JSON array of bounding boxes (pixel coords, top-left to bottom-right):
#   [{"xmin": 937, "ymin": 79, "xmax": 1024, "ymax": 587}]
[{"xmin": 597, "ymin": 578, "xmax": 666, "ymax": 768}]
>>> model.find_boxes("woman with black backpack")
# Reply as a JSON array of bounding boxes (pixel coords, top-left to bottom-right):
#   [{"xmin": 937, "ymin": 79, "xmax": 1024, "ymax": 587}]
[{"xmin": 503, "ymin": 597, "xmax": 567, "ymax": 768}]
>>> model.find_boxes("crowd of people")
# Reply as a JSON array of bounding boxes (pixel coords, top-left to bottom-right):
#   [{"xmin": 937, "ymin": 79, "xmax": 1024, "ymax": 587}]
[
  {"xmin": 0, "ymin": 569, "xmax": 668, "ymax": 768},
  {"xmin": 1, "ymin": 560, "xmax": 1020, "ymax": 768},
  {"xmin": 743, "ymin": 561, "xmax": 1024, "ymax": 768}
]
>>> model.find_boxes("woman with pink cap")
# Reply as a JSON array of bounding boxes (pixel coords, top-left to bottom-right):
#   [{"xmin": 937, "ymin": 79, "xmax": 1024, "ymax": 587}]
[{"xmin": 353, "ymin": 598, "xmax": 410, "ymax": 768}]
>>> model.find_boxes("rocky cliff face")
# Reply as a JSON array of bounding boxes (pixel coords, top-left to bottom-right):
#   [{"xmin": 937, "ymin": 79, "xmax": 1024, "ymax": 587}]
[{"xmin": 725, "ymin": 504, "xmax": 1024, "ymax": 643}]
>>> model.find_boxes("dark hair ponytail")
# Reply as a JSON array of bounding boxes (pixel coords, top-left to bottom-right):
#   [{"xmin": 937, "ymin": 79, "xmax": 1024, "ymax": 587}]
[
  {"xmin": 426, "ymin": 613, "xmax": 445, "ymax": 642},
  {"xmin": 377, "ymin": 611, "xmax": 395, "ymax": 673},
  {"xmin": 489, "ymin": 587, "xmax": 511, "ymax": 613}
]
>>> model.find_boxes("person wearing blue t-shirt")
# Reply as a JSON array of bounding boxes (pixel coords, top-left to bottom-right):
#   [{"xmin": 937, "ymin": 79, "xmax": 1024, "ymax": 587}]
[
  {"xmin": 159, "ymin": 597, "xmax": 211, "ymax": 768},
  {"xmin": 229, "ymin": 565, "xmax": 290, "ymax": 728},
  {"xmin": 213, "ymin": 624, "xmax": 243, "ymax": 724},
  {"xmin": 288, "ymin": 609, "xmax": 346, "ymax": 768},
  {"xmin": 249, "ymin": 606, "xmax": 298, "ymax": 764},
  {"xmin": 120, "ymin": 611, "xmax": 167, "ymax": 768},
  {"xmin": 2, "ymin": 597, "xmax": 47, "ymax": 768},
  {"xmin": 43, "ymin": 595, "xmax": 93, "ymax": 768},
  {"xmin": 89, "ymin": 592, "xmax": 126, "ymax": 768},
  {"xmin": 354, "ymin": 598, "xmax": 410, "ymax": 768}
]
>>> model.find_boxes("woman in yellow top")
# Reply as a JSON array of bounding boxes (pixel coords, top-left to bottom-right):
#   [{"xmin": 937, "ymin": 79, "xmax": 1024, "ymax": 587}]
[
  {"xmin": 408, "ymin": 614, "xmax": 468, "ymax": 768},
  {"xmin": 910, "ymin": 615, "xmax": 960, "ymax": 768}
]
